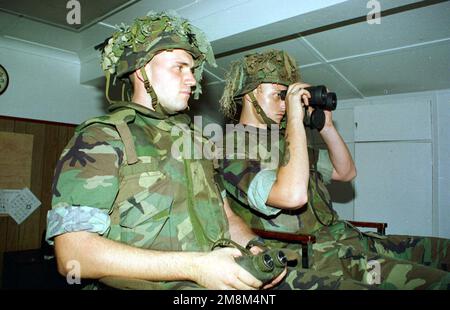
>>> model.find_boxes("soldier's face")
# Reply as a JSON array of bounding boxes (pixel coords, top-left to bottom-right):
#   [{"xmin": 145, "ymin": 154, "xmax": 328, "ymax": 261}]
[
  {"xmin": 254, "ymin": 83, "xmax": 288, "ymax": 124},
  {"xmin": 146, "ymin": 49, "xmax": 196, "ymax": 112}
]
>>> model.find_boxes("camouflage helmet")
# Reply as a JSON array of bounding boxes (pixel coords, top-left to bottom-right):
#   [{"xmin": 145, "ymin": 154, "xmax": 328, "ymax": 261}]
[
  {"xmin": 220, "ymin": 49, "xmax": 301, "ymax": 118},
  {"xmin": 101, "ymin": 11, "xmax": 216, "ymax": 99}
]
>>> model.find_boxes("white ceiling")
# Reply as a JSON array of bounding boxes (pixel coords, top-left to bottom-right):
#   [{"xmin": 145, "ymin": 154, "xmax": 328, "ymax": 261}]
[
  {"xmin": 1, "ymin": 0, "xmax": 449, "ymax": 118},
  {"xmin": 0, "ymin": 0, "xmax": 139, "ymax": 31}
]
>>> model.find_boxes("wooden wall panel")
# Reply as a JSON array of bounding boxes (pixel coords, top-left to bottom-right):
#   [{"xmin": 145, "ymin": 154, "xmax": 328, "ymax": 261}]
[
  {"xmin": 0, "ymin": 119, "xmax": 16, "ymax": 282},
  {"xmin": 0, "ymin": 116, "xmax": 75, "ymax": 285},
  {"xmin": 26, "ymin": 121, "xmax": 46, "ymax": 249},
  {"xmin": 0, "ymin": 217, "xmax": 7, "ymax": 286},
  {"xmin": 17, "ymin": 121, "xmax": 44, "ymax": 251},
  {"xmin": 0, "ymin": 131, "xmax": 34, "ymax": 257},
  {"xmin": 0, "ymin": 119, "xmax": 14, "ymax": 131},
  {"xmin": 0, "ymin": 131, "xmax": 33, "ymax": 189}
]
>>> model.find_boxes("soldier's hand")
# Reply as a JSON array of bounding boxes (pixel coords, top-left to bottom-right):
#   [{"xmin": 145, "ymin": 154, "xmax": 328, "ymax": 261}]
[
  {"xmin": 246, "ymin": 246, "xmax": 287, "ymax": 289},
  {"xmin": 192, "ymin": 247, "xmax": 262, "ymax": 290},
  {"xmin": 262, "ymin": 267, "xmax": 287, "ymax": 289},
  {"xmin": 320, "ymin": 109, "xmax": 334, "ymax": 132},
  {"xmin": 285, "ymin": 82, "xmax": 311, "ymax": 121}
]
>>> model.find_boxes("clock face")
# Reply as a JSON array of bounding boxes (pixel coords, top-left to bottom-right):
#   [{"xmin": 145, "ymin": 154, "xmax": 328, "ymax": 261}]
[{"xmin": 0, "ymin": 65, "xmax": 9, "ymax": 95}]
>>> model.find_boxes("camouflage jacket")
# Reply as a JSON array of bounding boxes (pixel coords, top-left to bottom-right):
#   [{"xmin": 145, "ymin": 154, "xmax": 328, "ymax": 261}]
[
  {"xmin": 218, "ymin": 125, "xmax": 338, "ymax": 235},
  {"xmin": 47, "ymin": 102, "xmax": 229, "ymax": 252}
]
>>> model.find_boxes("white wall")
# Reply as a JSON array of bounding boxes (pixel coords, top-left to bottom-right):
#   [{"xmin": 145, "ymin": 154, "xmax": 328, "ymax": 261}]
[
  {"xmin": 436, "ymin": 90, "xmax": 450, "ymax": 238},
  {"xmin": 0, "ymin": 37, "xmax": 106, "ymax": 125},
  {"xmin": 332, "ymin": 89, "xmax": 450, "ymax": 238}
]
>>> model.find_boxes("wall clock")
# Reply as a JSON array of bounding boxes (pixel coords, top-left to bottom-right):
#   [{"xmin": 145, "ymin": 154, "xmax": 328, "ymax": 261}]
[{"xmin": 0, "ymin": 65, "xmax": 10, "ymax": 95}]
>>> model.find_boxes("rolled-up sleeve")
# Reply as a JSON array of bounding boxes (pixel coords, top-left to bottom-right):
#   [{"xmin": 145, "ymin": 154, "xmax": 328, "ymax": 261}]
[
  {"xmin": 46, "ymin": 206, "xmax": 110, "ymax": 244},
  {"xmin": 47, "ymin": 125, "xmax": 121, "ymax": 244},
  {"xmin": 248, "ymin": 169, "xmax": 281, "ymax": 216}
]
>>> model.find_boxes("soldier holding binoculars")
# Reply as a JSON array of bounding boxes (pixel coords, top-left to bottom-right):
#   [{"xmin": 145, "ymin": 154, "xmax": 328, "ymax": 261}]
[{"xmin": 218, "ymin": 49, "xmax": 450, "ymax": 289}]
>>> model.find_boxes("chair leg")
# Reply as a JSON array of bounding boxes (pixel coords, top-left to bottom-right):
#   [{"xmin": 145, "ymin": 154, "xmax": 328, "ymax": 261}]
[{"xmin": 301, "ymin": 243, "xmax": 312, "ymax": 269}]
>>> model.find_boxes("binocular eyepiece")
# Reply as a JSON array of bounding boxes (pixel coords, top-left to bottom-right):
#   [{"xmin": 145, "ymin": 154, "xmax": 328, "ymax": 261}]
[
  {"xmin": 236, "ymin": 249, "xmax": 287, "ymax": 284},
  {"xmin": 279, "ymin": 85, "xmax": 337, "ymax": 111},
  {"xmin": 279, "ymin": 85, "xmax": 337, "ymax": 131}
]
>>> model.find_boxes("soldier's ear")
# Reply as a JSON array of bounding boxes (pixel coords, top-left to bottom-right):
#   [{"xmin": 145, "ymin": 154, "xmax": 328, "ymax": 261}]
[
  {"xmin": 253, "ymin": 87, "xmax": 263, "ymax": 102},
  {"xmin": 133, "ymin": 69, "xmax": 143, "ymax": 85},
  {"xmin": 143, "ymin": 62, "xmax": 154, "ymax": 85},
  {"xmin": 133, "ymin": 63, "xmax": 152, "ymax": 86}
]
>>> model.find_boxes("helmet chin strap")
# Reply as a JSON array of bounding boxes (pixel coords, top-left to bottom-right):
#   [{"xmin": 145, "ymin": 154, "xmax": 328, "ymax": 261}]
[
  {"xmin": 248, "ymin": 92, "xmax": 277, "ymax": 126},
  {"xmin": 139, "ymin": 67, "xmax": 175, "ymax": 116}
]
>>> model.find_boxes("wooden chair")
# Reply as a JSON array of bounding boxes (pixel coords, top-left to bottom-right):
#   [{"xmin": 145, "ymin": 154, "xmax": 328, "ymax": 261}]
[{"xmin": 253, "ymin": 220, "xmax": 387, "ymax": 268}]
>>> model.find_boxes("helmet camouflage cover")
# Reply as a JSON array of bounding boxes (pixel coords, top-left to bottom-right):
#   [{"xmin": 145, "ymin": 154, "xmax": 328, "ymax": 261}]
[
  {"xmin": 101, "ymin": 11, "xmax": 216, "ymax": 99},
  {"xmin": 220, "ymin": 49, "xmax": 301, "ymax": 118}
]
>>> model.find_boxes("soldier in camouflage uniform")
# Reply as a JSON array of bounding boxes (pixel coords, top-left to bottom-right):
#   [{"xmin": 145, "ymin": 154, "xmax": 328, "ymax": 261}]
[
  {"xmin": 45, "ymin": 12, "xmax": 369, "ymax": 290},
  {"xmin": 218, "ymin": 49, "xmax": 450, "ymax": 289}
]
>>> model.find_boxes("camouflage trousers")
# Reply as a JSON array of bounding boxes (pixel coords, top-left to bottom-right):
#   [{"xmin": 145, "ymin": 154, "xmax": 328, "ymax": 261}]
[
  {"xmin": 97, "ymin": 262, "xmax": 371, "ymax": 290},
  {"xmin": 273, "ymin": 268, "xmax": 372, "ymax": 290},
  {"xmin": 308, "ymin": 221, "xmax": 450, "ymax": 289}
]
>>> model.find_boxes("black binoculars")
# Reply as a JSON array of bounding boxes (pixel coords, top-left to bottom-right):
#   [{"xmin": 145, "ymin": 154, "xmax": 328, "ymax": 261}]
[
  {"xmin": 279, "ymin": 85, "xmax": 337, "ymax": 131},
  {"xmin": 236, "ymin": 249, "xmax": 287, "ymax": 284},
  {"xmin": 278, "ymin": 85, "xmax": 337, "ymax": 111}
]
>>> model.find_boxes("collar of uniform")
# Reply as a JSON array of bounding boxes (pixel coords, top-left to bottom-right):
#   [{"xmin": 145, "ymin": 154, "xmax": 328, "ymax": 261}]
[
  {"xmin": 226, "ymin": 124, "xmax": 268, "ymax": 135},
  {"xmin": 233, "ymin": 123, "xmax": 285, "ymax": 136},
  {"xmin": 109, "ymin": 101, "xmax": 191, "ymax": 131}
]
